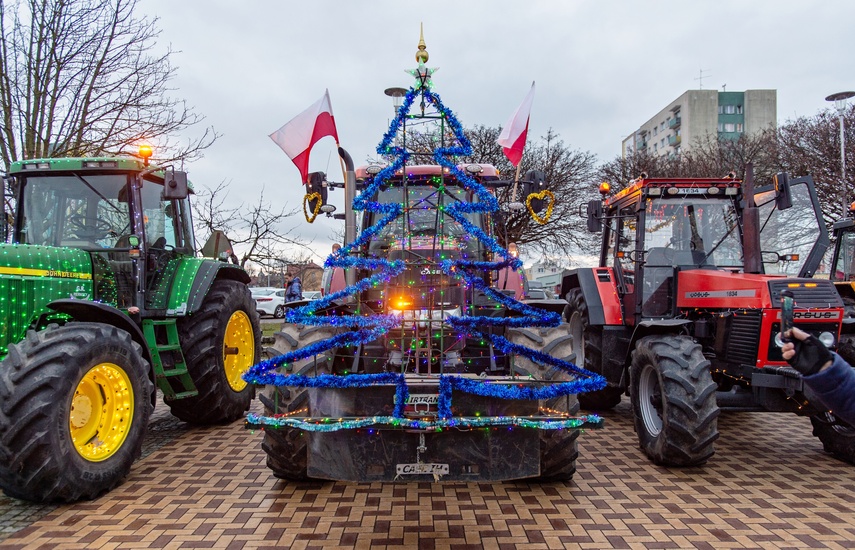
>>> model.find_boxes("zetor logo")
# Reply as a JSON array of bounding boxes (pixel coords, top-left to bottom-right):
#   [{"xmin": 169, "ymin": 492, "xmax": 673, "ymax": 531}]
[{"xmin": 793, "ymin": 311, "xmax": 840, "ymax": 320}]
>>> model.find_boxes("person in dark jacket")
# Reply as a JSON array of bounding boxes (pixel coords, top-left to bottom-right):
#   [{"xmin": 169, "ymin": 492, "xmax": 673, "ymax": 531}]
[
  {"xmin": 285, "ymin": 276, "xmax": 303, "ymax": 302},
  {"xmin": 782, "ymin": 327, "xmax": 855, "ymax": 427}
]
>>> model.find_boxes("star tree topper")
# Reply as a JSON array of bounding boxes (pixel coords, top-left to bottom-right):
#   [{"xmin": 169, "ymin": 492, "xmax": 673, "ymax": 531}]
[{"xmin": 406, "ymin": 23, "xmax": 439, "ymax": 89}]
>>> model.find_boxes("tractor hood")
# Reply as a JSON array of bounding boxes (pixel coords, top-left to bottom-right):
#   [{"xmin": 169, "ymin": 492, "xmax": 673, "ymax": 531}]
[
  {"xmin": 0, "ymin": 243, "xmax": 93, "ymax": 281},
  {"xmin": 676, "ymin": 270, "xmax": 842, "ymax": 310}
]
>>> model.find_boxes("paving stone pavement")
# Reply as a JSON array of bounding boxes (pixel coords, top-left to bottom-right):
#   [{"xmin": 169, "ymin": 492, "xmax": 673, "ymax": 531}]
[{"xmin": 2, "ymin": 398, "xmax": 855, "ymax": 549}]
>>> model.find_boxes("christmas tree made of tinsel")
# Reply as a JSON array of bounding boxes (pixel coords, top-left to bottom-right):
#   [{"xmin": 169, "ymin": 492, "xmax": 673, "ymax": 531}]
[{"xmin": 244, "ymin": 37, "xmax": 605, "ymax": 433}]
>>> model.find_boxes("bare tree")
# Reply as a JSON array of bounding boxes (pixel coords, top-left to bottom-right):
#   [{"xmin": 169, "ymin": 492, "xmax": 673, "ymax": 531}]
[
  {"xmin": 461, "ymin": 126, "xmax": 600, "ymax": 257},
  {"xmin": 193, "ymin": 181, "xmax": 306, "ymax": 270},
  {"xmin": 0, "ymin": 0, "xmax": 216, "ymax": 171},
  {"xmin": 777, "ymin": 104, "xmax": 855, "ymax": 224}
]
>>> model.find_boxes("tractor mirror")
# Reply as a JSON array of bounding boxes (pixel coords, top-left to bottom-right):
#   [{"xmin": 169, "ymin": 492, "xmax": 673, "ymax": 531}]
[
  {"xmin": 162, "ymin": 170, "xmax": 189, "ymax": 200},
  {"xmin": 522, "ymin": 170, "xmax": 547, "ymax": 212},
  {"xmin": 773, "ymin": 172, "xmax": 792, "ymax": 211},
  {"xmin": 586, "ymin": 200, "xmax": 603, "ymax": 232},
  {"xmin": 306, "ymin": 171, "xmax": 329, "ymax": 215}
]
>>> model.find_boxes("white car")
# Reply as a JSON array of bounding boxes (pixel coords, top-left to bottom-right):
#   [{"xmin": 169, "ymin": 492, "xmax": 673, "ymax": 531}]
[
  {"xmin": 303, "ymin": 290, "xmax": 322, "ymax": 301},
  {"xmin": 252, "ymin": 287, "xmax": 287, "ymax": 318}
]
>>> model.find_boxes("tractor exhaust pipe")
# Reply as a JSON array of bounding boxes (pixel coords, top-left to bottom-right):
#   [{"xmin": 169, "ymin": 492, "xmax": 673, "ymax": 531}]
[{"xmin": 742, "ymin": 163, "xmax": 762, "ymax": 274}]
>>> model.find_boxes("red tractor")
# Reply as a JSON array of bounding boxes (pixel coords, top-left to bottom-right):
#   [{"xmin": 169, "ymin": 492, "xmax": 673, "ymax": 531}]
[{"xmin": 561, "ymin": 170, "xmax": 854, "ymax": 466}]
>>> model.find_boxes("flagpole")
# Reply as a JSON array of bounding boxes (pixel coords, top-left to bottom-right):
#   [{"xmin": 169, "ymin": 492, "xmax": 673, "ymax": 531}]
[{"xmin": 510, "ymin": 163, "xmax": 523, "ymax": 203}]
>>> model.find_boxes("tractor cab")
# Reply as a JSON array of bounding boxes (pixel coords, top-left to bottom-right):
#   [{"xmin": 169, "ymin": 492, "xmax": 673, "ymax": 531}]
[
  {"xmin": 6, "ymin": 153, "xmax": 194, "ymax": 312},
  {"xmin": 594, "ymin": 175, "xmax": 828, "ymax": 323}
]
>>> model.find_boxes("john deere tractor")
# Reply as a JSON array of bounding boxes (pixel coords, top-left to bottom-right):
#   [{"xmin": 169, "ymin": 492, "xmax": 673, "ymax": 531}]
[{"xmin": 0, "ymin": 153, "xmax": 260, "ymax": 502}]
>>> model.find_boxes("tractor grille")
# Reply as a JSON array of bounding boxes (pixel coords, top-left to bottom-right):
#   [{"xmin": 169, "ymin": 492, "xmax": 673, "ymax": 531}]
[
  {"xmin": 716, "ymin": 309, "xmax": 762, "ymax": 366},
  {"xmin": 768, "ymin": 279, "xmax": 842, "ymax": 308}
]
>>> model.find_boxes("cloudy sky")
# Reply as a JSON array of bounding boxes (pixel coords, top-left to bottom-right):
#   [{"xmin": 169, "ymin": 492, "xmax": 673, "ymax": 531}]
[{"xmin": 141, "ymin": 0, "xmax": 855, "ymax": 265}]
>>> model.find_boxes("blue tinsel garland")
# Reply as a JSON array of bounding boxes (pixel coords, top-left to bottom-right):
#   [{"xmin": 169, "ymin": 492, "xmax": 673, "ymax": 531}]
[{"xmin": 243, "ymin": 84, "xmax": 606, "ymax": 427}]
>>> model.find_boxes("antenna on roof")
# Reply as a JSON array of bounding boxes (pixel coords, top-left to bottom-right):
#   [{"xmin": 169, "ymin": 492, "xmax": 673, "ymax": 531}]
[{"xmin": 694, "ymin": 69, "xmax": 710, "ymax": 90}]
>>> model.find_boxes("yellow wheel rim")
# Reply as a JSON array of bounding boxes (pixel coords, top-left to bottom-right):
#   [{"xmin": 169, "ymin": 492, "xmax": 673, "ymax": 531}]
[
  {"xmin": 70, "ymin": 363, "xmax": 134, "ymax": 462},
  {"xmin": 223, "ymin": 310, "xmax": 254, "ymax": 391}
]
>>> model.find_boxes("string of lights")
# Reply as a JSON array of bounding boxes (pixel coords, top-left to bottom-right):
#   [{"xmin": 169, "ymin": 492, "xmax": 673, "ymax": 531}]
[{"xmin": 243, "ymin": 82, "xmax": 606, "ymax": 429}]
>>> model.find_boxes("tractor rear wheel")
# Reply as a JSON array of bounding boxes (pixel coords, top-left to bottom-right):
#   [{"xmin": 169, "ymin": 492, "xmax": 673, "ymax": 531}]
[
  {"xmin": 259, "ymin": 323, "xmax": 339, "ymax": 481},
  {"xmin": 0, "ymin": 323, "xmax": 153, "ymax": 502},
  {"xmin": 630, "ymin": 335, "xmax": 719, "ymax": 466},
  {"xmin": 171, "ymin": 279, "xmax": 260, "ymax": 424},
  {"xmin": 836, "ymin": 298, "xmax": 855, "ymax": 366},
  {"xmin": 565, "ymin": 288, "xmax": 623, "ymax": 411},
  {"xmin": 508, "ymin": 323, "xmax": 580, "ymax": 481}
]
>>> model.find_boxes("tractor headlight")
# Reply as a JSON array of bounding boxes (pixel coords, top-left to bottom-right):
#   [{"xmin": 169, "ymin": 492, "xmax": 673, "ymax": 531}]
[{"xmin": 818, "ymin": 332, "xmax": 836, "ymax": 348}]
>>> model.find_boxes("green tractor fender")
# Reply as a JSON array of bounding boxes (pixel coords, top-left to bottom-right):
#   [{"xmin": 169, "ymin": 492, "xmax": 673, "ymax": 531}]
[{"xmin": 46, "ymin": 299, "xmax": 153, "ymax": 368}]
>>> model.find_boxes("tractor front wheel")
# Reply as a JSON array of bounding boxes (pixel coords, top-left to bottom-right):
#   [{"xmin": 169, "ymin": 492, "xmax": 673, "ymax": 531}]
[
  {"xmin": 508, "ymin": 323, "xmax": 580, "ymax": 481},
  {"xmin": 259, "ymin": 323, "xmax": 340, "ymax": 481},
  {"xmin": 171, "ymin": 279, "xmax": 260, "ymax": 424},
  {"xmin": 630, "ymin": 335, "xmax": 719, "ymax": 466},
  {"xmin": 0, "ymin": 323, "xmax": 153, "ymax": 502}
]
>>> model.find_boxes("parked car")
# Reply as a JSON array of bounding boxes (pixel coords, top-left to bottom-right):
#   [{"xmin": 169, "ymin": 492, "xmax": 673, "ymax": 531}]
[
  {"xmin": 252, "ymin": 287, "xmax": 287, "ymax": 318},
  {"xmin": 522, "ymin": 287, "xmax": 567, "ymax": 316},
  {"xmin": 303, "ymin": 290, "xmax": 322, "ymax": 301}
]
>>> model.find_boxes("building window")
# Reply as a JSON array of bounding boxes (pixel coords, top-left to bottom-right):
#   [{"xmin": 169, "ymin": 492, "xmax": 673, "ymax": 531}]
[
  {"xmin": 660, "ymin": 138, "xmax": 665, "ymax": 147},
  {"xmin": 718, "ymin": 106, "xmax": 724, "ymax": 114},
  {"xmin": 653, "ymin": 126, "xmax": 658, "ymax": 136},
  {"xmin": 736, "ymin": 123, "xmax": 744, "ymax": 132},
  {"xmin": 724, "ymin": 105, "xmax": 736, "ymax": 114},
  {"xmin": 660, "ymin": 122, "xmax": 666, "ymax": 130},
  {"xmin": 724, "ymin": 123, "xmax": 735, "ymax": 132},
  {"xmin": 736, "ymin": 105, "xmax": 743, "ymax": 114},
  {"xmin": 654, "ymin": 143, "xmax": 658, "ymax": 151}
]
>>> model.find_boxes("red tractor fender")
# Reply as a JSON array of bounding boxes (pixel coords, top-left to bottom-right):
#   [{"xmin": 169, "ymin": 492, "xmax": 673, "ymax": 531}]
[{"xmin": 561, "ymin": 267, "xmax": 623, "ymax": 325}]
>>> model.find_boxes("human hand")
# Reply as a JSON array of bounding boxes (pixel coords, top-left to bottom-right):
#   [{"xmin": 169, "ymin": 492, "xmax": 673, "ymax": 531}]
[{"xmin": 781, "ymin": 326, "xmax": 832, "ymax": 376}]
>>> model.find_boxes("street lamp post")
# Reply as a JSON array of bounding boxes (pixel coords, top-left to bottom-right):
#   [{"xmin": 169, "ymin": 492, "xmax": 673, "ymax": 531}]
[{"xmin": 826, "ymin": 91, "xmax": 855, "ymax": 218}]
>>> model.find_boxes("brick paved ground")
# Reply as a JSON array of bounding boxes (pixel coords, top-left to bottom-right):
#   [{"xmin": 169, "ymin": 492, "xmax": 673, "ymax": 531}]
[{"xmin": 2, "ymin": 399, "xmax": 855, "ymax": 549}]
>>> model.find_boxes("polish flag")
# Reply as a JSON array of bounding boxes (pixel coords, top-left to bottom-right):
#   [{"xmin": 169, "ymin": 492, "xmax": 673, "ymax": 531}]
[
  {"xmin": 496, "ymin": 82, "xmax": 535, "ymax": 167},
  {"xmin": 269, "ymin": 89, "xmax": 339, "ymax": 183}
]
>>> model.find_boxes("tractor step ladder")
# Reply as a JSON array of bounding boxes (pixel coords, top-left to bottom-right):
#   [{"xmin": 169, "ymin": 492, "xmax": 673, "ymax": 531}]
[{"xmin": 142, "ymin": 318, "xmax": 198, "ymax": 400}]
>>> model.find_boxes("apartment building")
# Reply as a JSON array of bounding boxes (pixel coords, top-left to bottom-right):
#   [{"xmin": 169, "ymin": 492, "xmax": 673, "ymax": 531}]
[{"xmin": 622, "ymin": 89, "xmax": 777, "ymax": 158}]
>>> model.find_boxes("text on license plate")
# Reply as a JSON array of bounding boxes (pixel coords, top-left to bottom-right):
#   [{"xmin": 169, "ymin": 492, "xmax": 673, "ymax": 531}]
[{"xmin": 395, "ymin": 463, "xmax": 449, "ymax": 475}]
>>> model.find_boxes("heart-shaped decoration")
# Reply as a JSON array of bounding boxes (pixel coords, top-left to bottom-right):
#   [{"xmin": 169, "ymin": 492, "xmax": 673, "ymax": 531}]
[
  {"xmin": 526, "ymin": 190, "xmax": 555, "ymax": 225},
  {"xmin": 303, "ymin": 192, "xmax": 322, "ymax": 223}
]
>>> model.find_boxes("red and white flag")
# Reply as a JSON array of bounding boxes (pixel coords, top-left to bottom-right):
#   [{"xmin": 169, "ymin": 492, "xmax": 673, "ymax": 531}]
[
  {"xmin": 496, "ymin": 82, "xmax": 535, "ymax": 167},
  {"xmin": 269, "ymin": 89, "xmax": 339, "ymax": 183}
]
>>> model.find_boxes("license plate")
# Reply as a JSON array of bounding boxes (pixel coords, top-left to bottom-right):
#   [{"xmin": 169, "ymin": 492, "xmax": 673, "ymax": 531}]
[{"xmin": 395, "ymin": 463, "xmax": 449, "ymax": 475}]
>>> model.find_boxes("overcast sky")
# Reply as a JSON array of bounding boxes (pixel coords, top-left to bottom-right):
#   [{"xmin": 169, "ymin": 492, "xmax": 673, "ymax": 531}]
[{"xmin": 141, "ymin": 0, "xmax": 855, "ymax": 266}]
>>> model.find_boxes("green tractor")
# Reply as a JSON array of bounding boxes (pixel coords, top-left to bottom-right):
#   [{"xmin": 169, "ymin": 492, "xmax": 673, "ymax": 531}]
[{"xmin": 0, "ymin": 153, "xmax": 261, "ymax": 502}]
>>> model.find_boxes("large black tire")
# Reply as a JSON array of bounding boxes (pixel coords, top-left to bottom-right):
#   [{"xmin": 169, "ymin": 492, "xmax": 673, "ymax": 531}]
[
  {"xmin": 630, "ymin": 335, "xmax": 719, "ymax": 466},
  {"xmin": 565, "ymin": 288, "xmax": 623, "ymax": 411},
  {"xmin": 170, "ymin": 279, "xmax": 260, "ymax": 424},
  {"xmin": 811, "ymin": 412, "xmax": 855, "ymax": 464},
  {"xmin": 837, "ymin": 334, "xmax": 855, "ymax": 368},
  {"xmin": 259, "ymin": 323, "xmax": 340, "ymax": 481},
  {"xmin": 507, "ymin": 323, "xmax": 580, "ymax": 481},
  {"xmin": 0, "ymin": 323, "xmax": 153, "ymax": 502},
  {"xmin": 836, "ymin": 297, "xmax": 855, "ymax": 366}
]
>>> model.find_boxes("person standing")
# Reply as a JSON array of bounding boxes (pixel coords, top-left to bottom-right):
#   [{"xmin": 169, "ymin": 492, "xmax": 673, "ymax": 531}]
[
  {"xmin": 285, "ymin": 276, "xmax": 303, "ymax": 302},
  {"xmin": 782, "ymin": 327, "xmax": 855, "ymax": 426}
]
